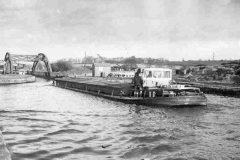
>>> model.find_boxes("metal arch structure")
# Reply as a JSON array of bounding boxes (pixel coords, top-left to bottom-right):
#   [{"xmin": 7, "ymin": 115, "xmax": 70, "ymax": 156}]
[
  {"xmin": 3, "ymin": 52, "xmax": 52, "ymax": 76},
  {"xmin": 32, "ymin": 53, "xmax": 52, "ymax": 76},
  {"xmin": 4, "ymin": 52, "xmax": 13, "ymax": 74}
]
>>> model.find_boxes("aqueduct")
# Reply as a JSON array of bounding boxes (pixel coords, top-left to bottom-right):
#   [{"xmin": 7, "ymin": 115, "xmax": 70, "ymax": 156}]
[{"xmin": 3, "ymin": 52, "xmax": 52, "ymax": 76}]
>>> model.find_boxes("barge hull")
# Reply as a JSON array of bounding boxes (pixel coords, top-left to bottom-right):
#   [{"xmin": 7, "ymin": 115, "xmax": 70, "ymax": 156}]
[{"xmin": 54, "ymin": 78, "xmax": 207, "ymax": 107}]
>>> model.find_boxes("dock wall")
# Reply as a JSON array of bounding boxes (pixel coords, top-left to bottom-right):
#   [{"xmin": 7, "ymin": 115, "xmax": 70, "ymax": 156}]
[{"xmin": 0, "ymin": 74, "xmax": 35, "ymax": 84}]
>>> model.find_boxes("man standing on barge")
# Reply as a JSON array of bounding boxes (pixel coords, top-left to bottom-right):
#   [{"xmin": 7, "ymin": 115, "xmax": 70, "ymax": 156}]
[{"xmin": 133, "ymin": 68, "xmax": 143, "ymax": 96}]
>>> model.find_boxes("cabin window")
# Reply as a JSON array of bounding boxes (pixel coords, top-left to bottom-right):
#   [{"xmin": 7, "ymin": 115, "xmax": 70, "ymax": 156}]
[
  {"xmin": 163, "ymin": 71, "xmax": 170, "ymax": 78},
  {"xmin": 144, "ymin": 71, "xmax": 171, "ymax": 78},
  {"xmin": 153, "ymin": 71, "xmax": 162, "ymax": 78},
  {"xmin": 144, "ymin": 71, "xmax": 153, "ymax": 78},
  {"xmin": 143, "ymin": 71, "xmax": 147, "ymax": 77}
]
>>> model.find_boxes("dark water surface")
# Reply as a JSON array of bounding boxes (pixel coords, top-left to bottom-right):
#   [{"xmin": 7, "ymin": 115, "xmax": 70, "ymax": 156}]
[{"xmin": 1, "ymin": 78, "xmax": 240, "ymax": 160}]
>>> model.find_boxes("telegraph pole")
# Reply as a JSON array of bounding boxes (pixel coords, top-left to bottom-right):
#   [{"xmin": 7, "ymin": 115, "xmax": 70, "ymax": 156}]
[{"xmin": 84, "ymin": 51, "xmax": 86, "ymax": 69}]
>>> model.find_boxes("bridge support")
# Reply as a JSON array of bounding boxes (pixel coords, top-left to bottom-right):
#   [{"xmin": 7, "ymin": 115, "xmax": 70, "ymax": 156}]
[
  {"xmin": 2, "ymin": 52, "xmax": 52, "ymax": 77},
  {"xmin": 32, "ymin": 53, "xmax": 52, "ymax": 77},
  {"xmin": 4, "ymin": 52, "xmax": 13, "ymax": 74}
]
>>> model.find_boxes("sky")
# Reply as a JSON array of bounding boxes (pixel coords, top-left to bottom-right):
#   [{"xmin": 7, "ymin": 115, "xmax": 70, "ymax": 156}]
[{"xmin": 0, "ymin": 0, "xmax": 240, "ymax": 62}]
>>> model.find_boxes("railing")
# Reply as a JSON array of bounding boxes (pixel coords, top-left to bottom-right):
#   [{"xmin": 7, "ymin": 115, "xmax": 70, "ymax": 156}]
[
  {"xmin": 130, "ymin": 88, "xmax": 165, "ymax": 98},
  {"xmin": 130, "ymin": 87, "xmax": 202, "ymax": 98}
]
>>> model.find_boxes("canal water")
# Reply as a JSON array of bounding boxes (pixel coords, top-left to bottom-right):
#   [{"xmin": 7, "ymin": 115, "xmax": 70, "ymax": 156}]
[{"xmin": 0, "ymin": 78, "xmax": 240, "ymax": 160}]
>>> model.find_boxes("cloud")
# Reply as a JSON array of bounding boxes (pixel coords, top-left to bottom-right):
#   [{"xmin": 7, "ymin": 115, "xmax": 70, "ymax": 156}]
[
  {"xmin": 0, "ymin": 0, "xmax": 41, "ymax": 10},
  {"xmin": 1, "ymin": 0, "xmax": 240, "ymax": 61}
]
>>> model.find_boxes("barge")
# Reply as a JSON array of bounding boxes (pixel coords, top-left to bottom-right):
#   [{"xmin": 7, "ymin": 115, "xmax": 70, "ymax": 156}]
[{"xmin": 54, "ymin": 68, "xmax": 207, "ymax": 107}]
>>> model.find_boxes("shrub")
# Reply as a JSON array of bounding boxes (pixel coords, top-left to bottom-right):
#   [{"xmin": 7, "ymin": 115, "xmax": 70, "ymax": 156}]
[
  {"xmin": 231, "ymin": 75, "xmax": 240, "ymax": 84},
  {"xmin": 236, "ymin": 69, "xmax": 240, "ymax": 75},
  {"xmin": 217, "ymin": 76, "xmax": 223, "ymax": 81},
  {"xmin": 51, "ymin": 61, "xmax": 73, "ymax": 72}
]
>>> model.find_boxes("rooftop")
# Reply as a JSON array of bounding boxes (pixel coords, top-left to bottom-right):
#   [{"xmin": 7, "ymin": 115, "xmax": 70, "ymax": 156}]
[{"xmin": 93, "ymin": 63, "xmax": 112, "ymax": 67}]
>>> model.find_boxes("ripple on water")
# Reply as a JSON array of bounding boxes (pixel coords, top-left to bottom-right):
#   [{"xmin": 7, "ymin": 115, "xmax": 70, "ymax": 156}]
[
  {"xmin": 12, "ymin": 150, "xmax": 50, "ymax": 160},
  {"xmin": 1, "ymin": 79, "xmax": 240, "ymax": 160},
  {"xmin": 45, "ymin": 129, "xmax": 84, "ymax": 136},
  {"xmin": 127, "ymin": 134, "xmax": 171, "ymax": 143},
  {"xmin": 17, "ymin": 118, "xmax": 57, "ymax": 123}
]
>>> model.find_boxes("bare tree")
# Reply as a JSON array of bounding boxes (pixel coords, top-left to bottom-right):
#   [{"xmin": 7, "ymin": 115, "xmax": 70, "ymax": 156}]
[
  {"xmin": 146, "ymin": 58, "xmax": 155, "ymax": 68},
  {"xmin": 82, "ymin": 56, "xmax": 94, "ymax": 64}
]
